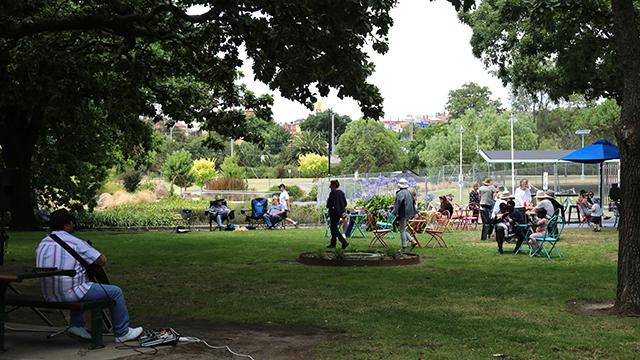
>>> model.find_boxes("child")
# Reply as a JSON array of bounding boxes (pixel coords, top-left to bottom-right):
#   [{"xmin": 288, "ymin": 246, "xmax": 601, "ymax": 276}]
[
  {"xmin": 528, "ymin": 208, "xmax": 548, "ymax": 255},
  {"xmin": 590, "ymin": 198, "xmax": 603, "ymax": 232}
]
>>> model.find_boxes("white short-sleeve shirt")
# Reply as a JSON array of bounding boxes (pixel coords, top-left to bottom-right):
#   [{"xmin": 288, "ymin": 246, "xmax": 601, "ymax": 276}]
[
  {"xmin": 35, "ymin": 231, "xmax": 101, "ymax": 302},
  {"xmin": 514, "ymin": 187, "xmax": 531, "ymax": 208},
  {"xmin": 279, "ymin": 190, "xmax": 290, "ymax": 210}
]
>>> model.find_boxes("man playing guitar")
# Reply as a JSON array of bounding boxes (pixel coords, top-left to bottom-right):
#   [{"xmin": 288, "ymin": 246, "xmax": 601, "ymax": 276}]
[{"xmin": 36, "ymin": 209, "xmax": 143, "ymax": 343}]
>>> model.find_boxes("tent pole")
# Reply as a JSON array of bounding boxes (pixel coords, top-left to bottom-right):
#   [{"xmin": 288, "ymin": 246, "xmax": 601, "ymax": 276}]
[{"xmin": 600, "ymin": 162, "xmax": 604, "ymax": 204}]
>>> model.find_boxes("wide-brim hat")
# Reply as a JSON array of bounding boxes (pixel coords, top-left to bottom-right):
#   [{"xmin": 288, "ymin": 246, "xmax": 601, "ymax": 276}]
[
  {"xmin": 214, "ymin": 194, "xmax": 225, "ymax": 201},
  {"xmin": 535, "ymin": 190, "xmax": 550, "ymax": 199},
  {"xmin": 500, "ymin": 192, "xmax": 515, "ymax": 199},
  {"xmin": 545, "ymin": 190, "xmax": 556, "ymax": 198},
  {"xmin": 397, "ymin": 178, "xmax": 409, "ymax": 189},
  {"xmin": 482, "ymin": 178, "xmax": 492, "ymax": 185}
]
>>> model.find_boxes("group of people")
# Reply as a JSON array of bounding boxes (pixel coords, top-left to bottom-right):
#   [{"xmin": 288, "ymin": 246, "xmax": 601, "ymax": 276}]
[
  {"xmin": 207, "ymin": 183, "xmax": 298, "ymax": 230},
  {"xmin": 469, "ymin": 177, "xmax": 568, "ymax": 254},
  {"xmin": 576, "ymin": 189, "xmax": 606, "ymax": 231}
]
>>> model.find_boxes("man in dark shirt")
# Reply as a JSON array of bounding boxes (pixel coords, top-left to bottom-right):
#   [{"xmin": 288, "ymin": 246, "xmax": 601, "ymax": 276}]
[{"xmin": 326, "ymin": 179, "xmax": 349, "ymax": 249}]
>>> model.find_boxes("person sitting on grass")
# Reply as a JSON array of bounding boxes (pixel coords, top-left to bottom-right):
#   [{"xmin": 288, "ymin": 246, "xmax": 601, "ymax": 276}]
[
  {"xmin": 589, "ymin": 197, "xmax": 604, "ymax": 232},
  {"xmin": 528, "ymin": 208, "xmax": 548, "ymax": 255},
  {"xmin": 263, "ymin": 196, "xmax": 285, "ymax": 229},
  {"xmin": 209, "ymin": 197, "xmax": 231, "ymax": 230}
]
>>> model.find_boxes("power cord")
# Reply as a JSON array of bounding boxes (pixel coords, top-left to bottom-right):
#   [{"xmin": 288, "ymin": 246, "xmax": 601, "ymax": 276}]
[{"xmin": 178, "ymin": 336, "xmax": 256, "ymax": 360}]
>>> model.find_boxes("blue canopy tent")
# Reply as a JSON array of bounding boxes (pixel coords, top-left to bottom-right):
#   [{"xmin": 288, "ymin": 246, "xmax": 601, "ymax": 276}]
[{"xmin": 559, "ymin": 139, "xmax": 620, "ymax": 202}]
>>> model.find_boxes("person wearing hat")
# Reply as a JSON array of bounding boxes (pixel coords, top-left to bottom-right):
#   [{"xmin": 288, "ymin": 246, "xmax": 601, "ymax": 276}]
[
  {"xmin": 278, "ymin": 184, "xmax": 299, "ymax": 228},
  {"xmin": 545, "ymin": 189, "xmax": 566, "ymax": 220},
  {"xmin": 35, "ymin": 209, "xmax": 143, "ymax": 343},
  {"xmin": 491, "ymin": 191, "xmax": 514, "ymax": 219},
  {"xmin": 479, "ymin": 177, "xmax": 498, "ymax": 240},
  {"xmin": 209, "ymin": 195, "xmax": 232, "ymax": 230},
  {"xmin": 530, "ymin": 190, "xmax": 555, "ymax": 218},
  {"xmin": 393, "ymin": 178, "xmax": 417, "ymax": 253},
  {"xmin": 326, "ymin": 179, "xmax": 349, "ymax": 249}
]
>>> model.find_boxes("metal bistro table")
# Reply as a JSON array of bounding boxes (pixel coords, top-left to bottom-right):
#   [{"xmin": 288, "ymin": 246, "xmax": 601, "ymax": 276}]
[
  {"xmin": 347, "ymin": 213, "xmax": 368, "ymax": 239},
  {"xmin": 555, "ymin": 193, "xmax": 580, "ymax": 223},
  {"xmin": 0, "ymin": 266, "xmax": 75, "ymax": 351}
]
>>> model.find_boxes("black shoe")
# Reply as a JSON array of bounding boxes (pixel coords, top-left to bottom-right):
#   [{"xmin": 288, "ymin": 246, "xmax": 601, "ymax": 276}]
[
  {"xmin": 410, "ymin": 242, "xmax": 417, "ymax": 250},
  {"xmin": 327, "ymin": 245, "xmax": 336, "ymax": 248},
  {"xmin": 341, "ymin": 242, "xmax": 349, "ymax": 249}
]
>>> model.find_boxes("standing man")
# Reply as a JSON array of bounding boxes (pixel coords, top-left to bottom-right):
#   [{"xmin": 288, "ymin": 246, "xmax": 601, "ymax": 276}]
[
  {"xmin": 393, "ymin": 178, "xmax": 417, "ymax": 253},
  {"xmin": 479, "ymin": 177, "xmax": 498, "ymax": 240},
  {"xmin": 263, "ymin": 196, "xmax": 285, "ymax": 229},
  {"xmin": 278, "ymin": 184, "xmax": 299, "ymax": 228},
  {"xmin": 35, "ymin": 209, "xmax": 143, "ymax": 343},
  {"xmin": 326, "ymin": 179, "xmax": 349, "ymax": 249}
]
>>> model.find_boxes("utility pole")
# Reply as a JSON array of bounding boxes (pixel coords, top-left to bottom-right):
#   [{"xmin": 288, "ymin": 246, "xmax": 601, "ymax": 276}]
[{"xmin": 459, "ymin": 126, "xmax": 464, "ymax": 203}]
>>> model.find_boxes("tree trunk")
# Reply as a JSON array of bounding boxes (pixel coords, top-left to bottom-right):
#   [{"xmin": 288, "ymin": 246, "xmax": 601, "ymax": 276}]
[
  {"xmin": 0, "ymin": 105, "xmax": 44, "ymax": 230},
  {"xmin": 612, "ymin": 0, "xmax": 640, "ymax": 314}
]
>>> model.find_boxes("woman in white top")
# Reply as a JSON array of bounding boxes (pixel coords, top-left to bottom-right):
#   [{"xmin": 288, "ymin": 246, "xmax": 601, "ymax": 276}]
[{"xmin": 514, "ymin": 178, "xmax": 531, "ymax": 225}]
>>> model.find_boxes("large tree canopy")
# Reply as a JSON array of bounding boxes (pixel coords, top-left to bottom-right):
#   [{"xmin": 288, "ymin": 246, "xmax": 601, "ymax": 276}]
[
  {"xmin": 299, "ymin": 110, "xmax": 352, "ymax": 145},
  {"xmin": 445, "ymin": 82, "xmax": 503, "ymax": 119},
  {"xmin": 0, "ymin": 0, "xmax": 397, "ymax": 228}
]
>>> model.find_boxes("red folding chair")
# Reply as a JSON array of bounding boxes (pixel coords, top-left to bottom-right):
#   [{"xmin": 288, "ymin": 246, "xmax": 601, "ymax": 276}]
[
  {"xmin": 425, "ymin": 211, "xmax": 449, "ymax": 248},
  {"xmin": 367, "ymin": 212, "xmax": 393, "ymax": 248},
  {"xmin": 407, "ymin": 218, "xmax": 425, "ymax": 248}
]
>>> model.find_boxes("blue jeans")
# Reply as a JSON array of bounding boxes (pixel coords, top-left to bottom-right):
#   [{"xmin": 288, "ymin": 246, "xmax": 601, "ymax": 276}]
[
  {"xmin": 70, "ymin": 283, "xmax": 130, "ymax": 337},
  {"xmin": 263, "ymin": 214, "xmax": 282, "ymax": 228}
]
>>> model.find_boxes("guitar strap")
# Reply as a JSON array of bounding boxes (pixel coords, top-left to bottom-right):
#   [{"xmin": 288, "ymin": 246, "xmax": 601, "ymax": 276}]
[{"xmin": 49, "ymin": 233, "xmax": 93, "ymax": 270}]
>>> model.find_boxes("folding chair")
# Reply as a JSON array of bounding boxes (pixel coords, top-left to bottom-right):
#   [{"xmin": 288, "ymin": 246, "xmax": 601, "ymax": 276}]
[
  {"xmin": 407, "ymin": 218, "xmax": 424, "ymax": 248},
  {"xmin": 576, "ymin": 205, "xmax": 591, "ymax": 228},
  {"xmin": 462, "ymin": 208, "xmax": 479, "ymax": 230},
  {"xmin": 206, "ymin": 200, "xmax": 235, "ymax": 231},
  {"xmin": 424, "ymin": 212, "xmax": 449, "ymax": 248},
  {"xmin": 376, "ymin": 212, "xmax": 396, "ymax": 240},
  {"xmin": 240, "ymin": 198, "xmax": 269, "ymax": 228},
  {"xmin": 531, "ymin": 215, "xmax": 563, "ymax": 258},
  {"xmin": 367, "ymin": 212, "xmax": 393, "ymax": 248}
]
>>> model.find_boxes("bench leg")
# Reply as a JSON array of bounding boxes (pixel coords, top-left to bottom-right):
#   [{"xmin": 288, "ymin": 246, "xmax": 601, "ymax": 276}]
[{"xmin": 89, "ymin": 308, "xmax": 105, "ymax": 349}]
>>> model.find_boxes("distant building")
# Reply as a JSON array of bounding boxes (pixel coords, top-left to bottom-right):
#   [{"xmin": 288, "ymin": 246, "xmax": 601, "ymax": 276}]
[
  {"xmin": 383, "ymin": 112, "xmax": 449, "ymax": 133},
  {"xmin": 282, "ymin": 119, "xmax": 303, "ymax": 137}
]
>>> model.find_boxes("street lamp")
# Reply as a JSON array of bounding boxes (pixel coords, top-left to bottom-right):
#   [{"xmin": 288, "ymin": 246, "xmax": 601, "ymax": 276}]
[
  {"xmin": 510, "ymin": 114, "xmax": 516, "ymax": 193},
  {"xmin": 459, "ymin": 126, "xmax": 464, "ymax": 203},
  {"xmin": 575, "ymin": 129, "xmax": 591, "ymax": 180}
]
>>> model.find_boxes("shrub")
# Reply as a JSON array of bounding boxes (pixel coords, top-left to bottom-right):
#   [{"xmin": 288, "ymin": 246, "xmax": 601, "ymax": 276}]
[
  {"xmin": 120, "ymin": 169, "xmax": 142, "ymax": 193},
  {"xmin": 288, "ymin": 204, "xmax": 323, "ymax": 224},
  {"xmin": 354, "ymin": 194, "xmax": 395, "ymax": 223},
  {"xmin": 162, "ymin": 150, "xmax": 194, "ymax": 186},
  {"xmin": 205, "ymin": 177, "xmax": 248, "ymax": 190},
  {"xmin": 306, "ymin": 185, "xmax": 318, "ymax": 201},
  {"xmin": 191, "ymin": 158, "xmax": 217, "ymax": 189},
  {"xmin": 220, "ymin": 155, "xmax": 245, "ymax": 178},
  {"xmin": 298, "ymin": 153, "xmax": 328, "ymax": 178},
  {"xmin": 269, "ymin": 184, "xmax": 304, "ymax": 199}
]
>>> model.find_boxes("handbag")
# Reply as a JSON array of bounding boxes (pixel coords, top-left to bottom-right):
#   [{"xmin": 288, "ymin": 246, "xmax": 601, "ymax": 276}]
[{"xmin": 49, "ymin": 233, "xmax": 110, "ymax": 284}]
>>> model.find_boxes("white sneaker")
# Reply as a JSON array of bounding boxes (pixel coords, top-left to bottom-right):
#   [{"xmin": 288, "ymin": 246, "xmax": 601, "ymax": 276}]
[
  {"xmin": 115, "ymin": 327, "xmax": 143, "ymax": 343},
  {"xmin": 67, "ymin": 326, "xmax": 91, "ymax": 341}
]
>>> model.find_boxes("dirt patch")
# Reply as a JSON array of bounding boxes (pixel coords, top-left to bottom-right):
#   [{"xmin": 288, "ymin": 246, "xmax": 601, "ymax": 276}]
[
  {"xmin": 122, "ymin": 319, "xmax": 346, "ymax": 360},
  {"xmin": 566, "ymin": 298, "xmax": 615, "ymax": 316}
]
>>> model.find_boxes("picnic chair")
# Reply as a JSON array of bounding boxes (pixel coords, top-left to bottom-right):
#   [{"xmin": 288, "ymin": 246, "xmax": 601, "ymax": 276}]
[
  {"xmin": 367, "ymin": 212, "xmax": 393, "ymax": 248},
  {"xmin": 376, "ymin": 211, "xmax": 396, "ymax": 240},
  {"xmin": 240, "ymin": 198, "xmax": 269, "ymax": 228},
  {"xmin": 531, "ymin": 215, "xmax": 564, "ymax": 258},
  {"xmin": 206, "ymin": 200, "xmax": 235, "ymax": 231},
  {"xmin": 424, "ymin": 211, "xmax": 449, "ymax": 248},
  {"xmin": 576, "ymin": 205, "xmax": 591, "ymax": 228}
]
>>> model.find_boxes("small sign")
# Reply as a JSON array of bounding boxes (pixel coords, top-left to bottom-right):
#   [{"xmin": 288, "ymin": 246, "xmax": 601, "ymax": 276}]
[{"xmin": 543, "ymin": 172, "xmax": 549, "ymax": 191}]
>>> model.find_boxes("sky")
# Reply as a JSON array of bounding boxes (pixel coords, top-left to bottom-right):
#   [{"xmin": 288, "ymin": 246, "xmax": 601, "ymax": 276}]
[{"xmin": 192, "ymin": 1, "xmax": 511, "ymax": 123}]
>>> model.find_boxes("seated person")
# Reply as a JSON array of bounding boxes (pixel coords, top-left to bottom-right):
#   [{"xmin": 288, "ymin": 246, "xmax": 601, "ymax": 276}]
[
  {"xmin": 528, "ymin": 208, "xmax": 548, "ymax": 254},
  {"xmin": 342, "ymin": 206, "xmax": 367, "ymax": 238},
  {"xmin": 36, "ymin": 209, "xmax": 142, "ymax": 343},
  {"xmin": 263, "ymin": 196, "xmax": 285, "ymax": 229},
  {"xmin": 438, "ymin": 195, "xmax": 454, "ymax": 217},
  {"xmin": 209, "ymin": 198, "xmax": 231, "ymax": 229},
  {"xmin": 590, "ymin": 197, "xmax": 604, "ymax": 232},
  {"xmin": 577, "ymin": 190, "xmax": 593, "ymax": 222}
]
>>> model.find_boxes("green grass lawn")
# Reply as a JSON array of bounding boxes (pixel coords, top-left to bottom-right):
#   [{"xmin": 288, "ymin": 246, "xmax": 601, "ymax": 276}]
[{"xmin": 6, "ymin": 227, "xmax": 637, "ymax": 359}]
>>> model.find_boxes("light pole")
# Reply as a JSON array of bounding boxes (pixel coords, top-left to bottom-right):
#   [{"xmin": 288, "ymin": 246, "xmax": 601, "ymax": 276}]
[
  {"xmin": 510, "ymin": 114, "xmax": 516, "ymax": 193},
  {"xmin": 575, "ymin": 129, "xmax": 591, "ymax": 180},
  {"xmin": 459, "ymin": 126, "xmax": 464, "ymax": 203}
]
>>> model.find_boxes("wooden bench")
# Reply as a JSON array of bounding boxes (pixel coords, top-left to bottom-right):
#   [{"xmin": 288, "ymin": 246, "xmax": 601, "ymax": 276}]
[{"xmin": 5, "ymin": 295, "xmax": 114, "ymax": 349}]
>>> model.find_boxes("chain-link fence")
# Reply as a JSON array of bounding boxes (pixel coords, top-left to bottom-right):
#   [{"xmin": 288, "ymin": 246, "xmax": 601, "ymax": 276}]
[{"xmin": 317, "ymin": 161, "xmax": 620, "ymax": 207}]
